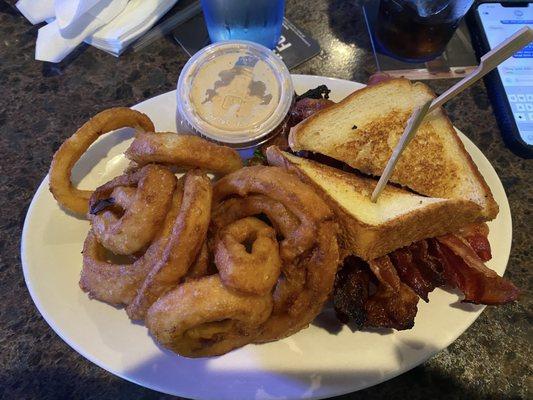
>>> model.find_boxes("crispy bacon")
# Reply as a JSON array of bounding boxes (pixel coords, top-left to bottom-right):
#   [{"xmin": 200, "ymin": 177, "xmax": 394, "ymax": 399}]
[
  {"xmin": 289, "ymin": 98, "xmax": 334, "ymax": 124},
  {"xmin": 389, "ymin": 233, "xmax": 517, "ymax": 305},
  {"xmin": 333, "ymin": 256, "xmax": 419, "ymax": 330},
  {"xmin": 255, "ymin": 91, "xmax": 335, "ymax": 161},
  {"xmin": 333, "ymin": 225, "xmax": 518, "ymax": 330},
  {"xmin": 385, "ymin": 226, "xmax": 517, "ymax": 306},
  {"xmin": 435, "ymin": 235, "xmax": 519, "ymax": 305},
  {"xmin": 365, "ymin": 257, "xmax": 419, "ymax": 330},
  {"xmin": 333, "ymin": 257, "xmax": 369, "ymax": 327},
  {"xmin": 456, "ymin": 223, "xmax": 492, "ymax": 261},
  {"xmin": 389, "ymin": 240, "xmax": 442, "ymax": 302}
]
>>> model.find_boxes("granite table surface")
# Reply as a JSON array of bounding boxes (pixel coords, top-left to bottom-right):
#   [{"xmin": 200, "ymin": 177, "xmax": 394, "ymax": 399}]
[{"xmin": 1, "ymin": 0, "xmax": 531, "ymax": 399}]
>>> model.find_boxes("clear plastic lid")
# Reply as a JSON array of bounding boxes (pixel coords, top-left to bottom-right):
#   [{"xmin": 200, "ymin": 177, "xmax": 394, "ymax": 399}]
[{"xmin": 177, "ymin": 40, "xmax": 294, "ymax": 148}]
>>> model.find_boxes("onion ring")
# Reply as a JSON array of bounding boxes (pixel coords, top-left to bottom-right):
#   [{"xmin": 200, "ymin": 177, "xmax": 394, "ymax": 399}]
[
  {"xmin": 49, "ymin": 107, "xmax": 154, "ymax": 216},
  {"xmin": 212, "ymin": 166, "xmax": 339, "ymax": 344},
  {"xmin": 183, "ymin": 242, "xmax": 213, "ymax": 282},
  {"xmin": 256, "ymin": 220, "xmax": 339, "ymax": 342},
  {"xmin": 213, "ymin": 166, "xmax": 333, "ymax": 261},
  {"xmin": 127, "ymin": 169, "xmax": 212, "ymax": 320},
  {"xmin": 214, "ymin": 217, "xmax": 281, "ymax": 295},
  {"xmin": 146, "ymin": 275, "xmax": 272, "ymax": 358},
  {"xmin": 211, "ymin": 195, "xmax": 300, "ymax": 242},
  {"xmin": 125, "ymin": 132, "xmax": 243, "ymax": 176},
  {"xmin": 109, "ymin": 186, "xmax": 136, "ymax": 209},
  {"xmin": 79, "ymin": 186, "xmax": 184, "ymax": 306},
  {"xmin": 89, "ymin": 164, "xmax": 176, "ymax": 255}
]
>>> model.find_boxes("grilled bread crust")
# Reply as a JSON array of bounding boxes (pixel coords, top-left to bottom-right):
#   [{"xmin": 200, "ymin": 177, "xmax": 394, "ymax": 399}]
[
  {"xmin": 288, "ymin": 78, "xmax": 498, "ymax": 220},
  {"xmin": 267, "ymin": 147, "xmax": 484, "ymax": 260}
]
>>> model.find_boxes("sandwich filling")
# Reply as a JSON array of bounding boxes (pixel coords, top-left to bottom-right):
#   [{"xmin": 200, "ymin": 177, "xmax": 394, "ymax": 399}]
[{"xmin": 258, "ymin": 82, "xmax": 519, "ymax": 331}]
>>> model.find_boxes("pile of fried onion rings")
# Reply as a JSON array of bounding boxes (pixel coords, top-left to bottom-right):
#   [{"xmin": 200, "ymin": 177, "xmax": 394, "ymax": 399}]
[{"xmin": 49, "ymin": 108, "xmax": 339, "ymax": 357}]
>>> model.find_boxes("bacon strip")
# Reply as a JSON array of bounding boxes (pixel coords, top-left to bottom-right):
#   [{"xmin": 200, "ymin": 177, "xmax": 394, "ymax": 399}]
[
  {"xmin": 333, "ymin": 256, "xmax": 419, "ymax": 330},
  {"xmin": 456, "ymin": 223, "xmax": 492, "ymax": 261},
  {"xmin": 385, "ymin": 225, "xmax": 516, "ymax": 306},
  {"xmin": 364, "ymin": 257, "xmax": 419, "ymax": 330},
  {"xmin": 435, "ymin": 235, "xmax": 519, "ymax": 305},
  {"xmin": 257, "ymin": 95, "xmax": 335, "ymax": 158},
  {"xmin": 289, "ymin": 98, "xmax": 334, "ymax": 124},
  {"xmin": 389, "ymin": 241, "xmax": 442, "ymax": 302},
  {"xmin": 333, "ymin": 225, "xmax": 518, "ymax": 330},
  {"xmin": 333, "ymin": 257, "xmax": 369, "ymax": 327}
]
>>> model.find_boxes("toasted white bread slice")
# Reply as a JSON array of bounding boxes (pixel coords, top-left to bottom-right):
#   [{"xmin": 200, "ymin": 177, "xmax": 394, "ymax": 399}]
[
  {"xmin": 288, "ymin": 78, "xmax": 498, "ymax": 220},
  {"xmin": 266, "ymin": 147, "xmax": 485, "ymax": 260}
]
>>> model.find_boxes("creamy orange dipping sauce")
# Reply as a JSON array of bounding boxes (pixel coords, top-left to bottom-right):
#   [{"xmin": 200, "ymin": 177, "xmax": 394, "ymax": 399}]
[
  {"xmin": 177, "ymin": 41, "xmax": 293, "ymax": 148},
  {"xmin": 190, "ymin": 53, "xmax": 281, "ymax": 132}
]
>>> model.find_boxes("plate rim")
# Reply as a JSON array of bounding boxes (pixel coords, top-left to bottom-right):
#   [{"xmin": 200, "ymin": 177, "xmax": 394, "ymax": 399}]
[{"xmin": 20, "ymin": 74, "xmax": 512, "ymax": 400}]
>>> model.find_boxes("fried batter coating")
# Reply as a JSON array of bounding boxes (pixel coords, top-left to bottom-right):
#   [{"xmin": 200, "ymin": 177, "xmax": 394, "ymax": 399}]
[
  {"xmin": 80, "ymin": 187, "xmax": 183, "ymax": 306},
  {"xmin": 212, "ymin": 167, "xmax": 340, "ymax": 344},
  {"xmin": 214, "ymin": 217, "xmax": 281, "ymax": 295},
  {"xmin": 214, "ymin": 166, "xmax": 333, "ymax": 261},
  {"xmin": 127, "ymin": 169, "xmax": 212, "ymax": 320},
  {"xmin": 49, "ymin": 108, "xmax": 154, "ymax": 216},
  {"xmin": 146, "ymin": 275, "xmax": 272, "ymax": 357},
  {"xmin": 89, "ymin": 165, "xmax": 176, "ymax": 255},
  {"xmin": 125, "ymin": 132, "xmax": 243, "ymax": 176}
]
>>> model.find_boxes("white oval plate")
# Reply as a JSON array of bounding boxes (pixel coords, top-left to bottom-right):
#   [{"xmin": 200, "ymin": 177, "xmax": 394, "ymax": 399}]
[{"xmin": 21, "ymin": 75, "xmax": 512, "ymax": 400}]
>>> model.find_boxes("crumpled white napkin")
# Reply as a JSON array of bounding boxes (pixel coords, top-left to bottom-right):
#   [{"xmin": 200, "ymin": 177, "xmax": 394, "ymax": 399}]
[
  {"xmin": 16, "ymin": 0, "xmax": 54, "ymax": 24},
  {"xmin": 54, "ymin": 0, "xmax": 108, "ymax": 30},
  {"xmin": 86, "ymin": 0, "xmax": 178, "ymax": 56},
  {"xmin": 16, "ymin": 0, "xmax": 178, "ymax": 62},
  {"xmin": 16, "ymin": 0, "xmax": 128, "ymax": 63}
]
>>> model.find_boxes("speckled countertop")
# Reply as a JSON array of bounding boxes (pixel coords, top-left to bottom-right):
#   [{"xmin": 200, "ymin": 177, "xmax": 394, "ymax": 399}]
[{"xmin": 0, "ymin": 0, "xmax": 531, "ymax": 399}]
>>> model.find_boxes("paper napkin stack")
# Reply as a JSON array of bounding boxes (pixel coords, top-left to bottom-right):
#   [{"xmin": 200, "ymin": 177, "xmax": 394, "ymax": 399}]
[
  {"xmin": 86, "ymin": 0, "xmax": 178, "ymax": 56},
  {"xmin": 16, "ymin": 0, "xmax": 178, "ymax": 62}
]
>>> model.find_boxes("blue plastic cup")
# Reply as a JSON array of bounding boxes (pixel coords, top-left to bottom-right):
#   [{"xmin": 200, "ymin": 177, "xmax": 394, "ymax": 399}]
[{"xmin": 201, "ymin": 0, "xmax": 285, "ymax": 49}]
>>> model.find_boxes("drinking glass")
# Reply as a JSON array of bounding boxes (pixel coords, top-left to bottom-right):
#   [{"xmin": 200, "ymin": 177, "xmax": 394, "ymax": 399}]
[
  {"xmin": 201, "ymin": 0, "xmax": 285, "ymax": 50},
  {"xmin": 375, "ymin": 0, "xmax": 475, "ymax": 62}
]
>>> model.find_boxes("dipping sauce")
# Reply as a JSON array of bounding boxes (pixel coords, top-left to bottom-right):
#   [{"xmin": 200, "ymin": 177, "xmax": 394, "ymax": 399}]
[{"xmin": 177, "ymin": 41, "xmax": 293, "ymax": 148}]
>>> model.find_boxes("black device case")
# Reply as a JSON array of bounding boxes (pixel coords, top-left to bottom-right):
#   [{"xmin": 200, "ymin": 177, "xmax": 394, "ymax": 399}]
[{"xmin": 467, "ymin": 1, "xmax": 533, "ymax": 158}]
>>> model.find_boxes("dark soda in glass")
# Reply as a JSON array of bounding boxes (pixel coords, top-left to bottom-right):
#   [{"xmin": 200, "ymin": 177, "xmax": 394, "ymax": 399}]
[{"xmin": 375, "ymin": 0, "xmax": 474, "ymax": 62}]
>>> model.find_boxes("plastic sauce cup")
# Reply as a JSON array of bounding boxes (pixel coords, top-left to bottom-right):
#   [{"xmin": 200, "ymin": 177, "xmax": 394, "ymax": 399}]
[{"xmin": 177, "ymin": 40, "xmax": 294, "ymax": 149}]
